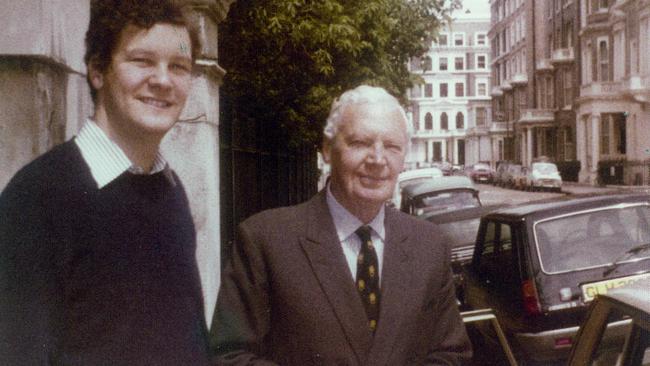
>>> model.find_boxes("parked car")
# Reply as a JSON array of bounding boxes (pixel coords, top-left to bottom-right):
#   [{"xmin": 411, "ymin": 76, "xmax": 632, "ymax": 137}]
[
  {"xmin": 503, "ymin": 163, "xmax": 523, "ymax": 188},
  {"xmin": 390, "ymin": 167, "xmax": 443, "ymax": 209},
  {"xmin": 420, "ymin": 203, "xmax": 508, "ymax": 306},
  {"xmin": 567, "ymin": 278, "xmax": 650, "ymax": 366},
  {"xmin": 525, "ymin": 162, "xmax": 563, "ymax": 192},
  {"xmin": 512, "ymin": 166, "xmax": 529, "ymax": 190},
  {"xmin": 466, "ymin": 163, "xmax": 493, "ymax": 183},
  {"xmin": 494, "ymin": 161, "xmax": 515, "ymax": 187},
  {"xmin": 462, "ymin": 193, "xmax": 650, "ymax": 365},
  {"xmin": 399, "ymin": 176, "xmax": 480, "ymax": 216}
]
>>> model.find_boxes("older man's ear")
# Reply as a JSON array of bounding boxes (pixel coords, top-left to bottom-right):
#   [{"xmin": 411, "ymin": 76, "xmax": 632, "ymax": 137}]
[{"xmin": 321, "ymin": 139, "xmax": 332, "ymax": 164}]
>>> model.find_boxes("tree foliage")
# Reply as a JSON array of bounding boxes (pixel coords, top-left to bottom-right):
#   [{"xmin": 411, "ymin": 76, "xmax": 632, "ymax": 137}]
[{"xmin": 219, "ymin": 0, "xmax": 460, "ymax": 148}]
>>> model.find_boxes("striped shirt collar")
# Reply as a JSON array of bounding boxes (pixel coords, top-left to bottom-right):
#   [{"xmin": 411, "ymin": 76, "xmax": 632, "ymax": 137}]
[
  {"xmin": 325, "ymin": 183, "xmax": 386, "ymax": 243},
  {"xmin": 74, "ymin": 119, "xmax": 168, "ymax": 189}
]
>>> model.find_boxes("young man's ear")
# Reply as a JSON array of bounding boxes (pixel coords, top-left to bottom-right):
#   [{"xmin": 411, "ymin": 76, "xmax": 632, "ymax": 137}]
[{"xmin": 87, "ymin": 57, "xmax": 104, "ymax": 90}]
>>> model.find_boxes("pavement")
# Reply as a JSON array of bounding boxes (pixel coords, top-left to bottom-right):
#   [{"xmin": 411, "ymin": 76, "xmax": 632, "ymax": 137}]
[{"xmin": 561, "ymin": 181, "xmax": 650, "ymax": 196}]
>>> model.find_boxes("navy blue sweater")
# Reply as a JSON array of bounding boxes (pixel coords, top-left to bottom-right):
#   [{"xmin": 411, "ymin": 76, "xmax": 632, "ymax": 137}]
[{"xmin": 0, "ymin": 141, "xmax": 210, "ymax": 365}]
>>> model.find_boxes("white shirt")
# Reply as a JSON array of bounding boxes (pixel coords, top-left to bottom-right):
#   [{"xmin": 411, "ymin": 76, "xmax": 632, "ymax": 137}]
[
  {"xmin": 74, "ymin": 119, "xmax": 168, "ymax": 189},
  {"xmin": 325, "ymin": 185, "xmax": 385, "ymax": 284}
]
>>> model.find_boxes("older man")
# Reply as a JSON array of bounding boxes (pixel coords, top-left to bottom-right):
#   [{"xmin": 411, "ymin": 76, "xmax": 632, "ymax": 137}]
[{"xmin": 212, "ymin": 85, "xmax": 472, "ymax": 365}]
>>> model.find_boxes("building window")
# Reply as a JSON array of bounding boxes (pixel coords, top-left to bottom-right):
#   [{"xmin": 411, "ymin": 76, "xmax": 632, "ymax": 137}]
[
  {"xmin": 424, "ymin": 83, "xmax": 433, "ymax": 98},
  {"xmin": 478, "ymin": 82, "xmax": 487, "ymax": 96},
  {"xmin": 441, "ymin": 112, "xmax": 449, "ymax": 130},
  {"xmin": 454, "ymin": 33, "xmax": 465, "ymax": 46},
  {"xmin": 438, "ymin": 33, "xmax": 448, "ymax": 46},
  {"xmin": 455, "ymin": 57, "xmax": 464, "ymax": 70},
  {"xmin": 600, "ymin": 116, "xmax": 609, "ymax": 155},
  {"xmin": 477, "ymin": 55, "xmax": 487, "ymax": 69},
  {"xmin": 425, "ymin": 113, "xmax": 433, "ymax": 130},
  {"xmin": 563, "ymin": 70, "xmax": 573, "ymax": 106},
  {"xmin": 439, "ymin": 57, "xmax": 448, "ymax": 71},
  {"xmin": 476, "ymin": 107, "xmax": 487, "ymax": 126},
  {"xmin": 422, "ymin": 56, "xmax": 432, "ymax": 71},
  {"xmin": 477, "ymin": 33, "xmax": 487, "ymax": 46},
  {"xmin": 598, "ymin": 39, "xmax": 609, "ymax": 81},
  {"xmin": 410, "ymin": 85, "xmax": 422, "ymax": 98},
  {"xmin": 456, "ymin": 112, "xmax": 464, "ymax": 129},
  {"xmin": 440, "ymin": 83, "xmax": 448, "ymax": 97},
  {"xmin": 455, "ymin": 83, "xmax": 465, "ymax": 97},
  {"xmin": 545, "ymin": 75, "xmax": 554, "ymax": 108}
]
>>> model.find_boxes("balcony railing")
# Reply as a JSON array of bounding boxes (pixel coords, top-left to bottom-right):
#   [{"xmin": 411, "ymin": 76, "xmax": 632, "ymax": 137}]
[
  {"xmin": 511, "ymin": 73, "xmax": 528, "ymax": 86},
  {"xmin": 551, "ymin": 47, "xmax": 575, "ymax": 64},
  {"xmin": 490, "ymin": 121, "xmax": 509, "ymax": 132},
  {"xmin": 518, "ymin": 109, "xmax": 554, "ymax": 125},
  {"xmin": 580, "ymin": 81, "xmax": 623, "ymax": 99},
  {"xmin": 413, "ymin": 129, "xmax": 467, "ymax": 138},
  {"xmin": 623, "ymin": 75, "xmax": 650, "ymax": 103},
  {"xmin": 491, "ymin": 86, "xmax": 504, "ymax": 97},
  {"xmin": 536, "ymin": 58, "xmax": 554, "ymax": 72}
]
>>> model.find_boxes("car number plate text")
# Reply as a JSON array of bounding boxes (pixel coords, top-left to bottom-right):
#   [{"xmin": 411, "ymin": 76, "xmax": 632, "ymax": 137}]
[{"xmin": 581, "ymin": 272, "xmax": 650, "ymax": 302}]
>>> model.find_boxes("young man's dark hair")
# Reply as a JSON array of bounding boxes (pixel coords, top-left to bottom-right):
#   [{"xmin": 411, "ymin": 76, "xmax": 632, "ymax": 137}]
[{"xmin": 84, "ymin": 0, "xmax": 201, "ymax": 102}]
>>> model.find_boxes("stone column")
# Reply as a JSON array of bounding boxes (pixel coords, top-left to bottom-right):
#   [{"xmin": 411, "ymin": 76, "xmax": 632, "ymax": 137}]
[
  {"xmin": 442, "ymin": 139, "xmax": 447, "ymax": 162},
  {"xmin": 577, "ymin": 116, "xmax": 587, "ymax": 182},
  {"xmin": 526, "ymin": 127, "xmax": 533, "ymax": 166},
  {"xmin": 591, "ymin": 114, "xmax": 601, "ymax": 183},
  {"xmin": 161, "ymin": 0, "xmax": 235, "ymax": 325}
]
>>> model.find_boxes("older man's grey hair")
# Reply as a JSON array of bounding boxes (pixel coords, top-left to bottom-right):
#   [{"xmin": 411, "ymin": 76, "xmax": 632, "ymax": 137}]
[{"xmin": 323, "ymin": 85, "xmax": 413, "ymax": 142}]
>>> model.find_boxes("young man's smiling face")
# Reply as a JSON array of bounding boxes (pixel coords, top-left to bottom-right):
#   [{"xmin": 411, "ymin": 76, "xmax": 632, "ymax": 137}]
[{"xmin": 90, "ymin": 23, "xmax": 193, "ymax": 143}]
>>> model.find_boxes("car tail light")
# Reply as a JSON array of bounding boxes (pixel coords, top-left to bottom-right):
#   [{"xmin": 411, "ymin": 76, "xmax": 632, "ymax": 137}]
[
  {"xmin": 554, "ymin": 337, "xmax": 572, "ymax": 348},
  {"xmin": 522, "ymin": 279, "xmax": 542, "ymax": 315}
]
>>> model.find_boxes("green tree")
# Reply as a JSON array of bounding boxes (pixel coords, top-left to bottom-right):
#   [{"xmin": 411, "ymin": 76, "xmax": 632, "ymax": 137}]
[{"xmin": 219, "ymin": 0, "xmax": 460, "ymax": 147}]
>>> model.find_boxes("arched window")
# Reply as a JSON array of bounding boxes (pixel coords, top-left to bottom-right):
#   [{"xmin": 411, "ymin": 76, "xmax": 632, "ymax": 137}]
[
  {"xmin": 441, "ymin": 112, "xmax": 448, "ymax": 130},
  {"xmin": 425, "ymin": 113, "xmax": 433, "ymax": 130},
  {"xmin": 456, "ymin": 112, "xmax": 464, "ymax": 129}
]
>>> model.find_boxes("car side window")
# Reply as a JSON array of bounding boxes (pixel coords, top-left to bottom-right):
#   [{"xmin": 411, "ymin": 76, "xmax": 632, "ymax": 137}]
[{"xmin": 478, "ymin": 221, "xmax": 515, "ymax": 284}]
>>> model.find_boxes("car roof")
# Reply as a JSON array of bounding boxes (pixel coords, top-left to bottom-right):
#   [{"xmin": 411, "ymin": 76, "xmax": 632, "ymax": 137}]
[
  {"xmin": 398, "ymin": 168, "xmax": 443, "ymax": 181},
  {"xmin": 423, "ymin": 204, "xmax": 507, "ymax": 223},
  {"xmin": 484, "ymin": 192, "xmax": 650, "ymax": 220},
  {"xmin": 401, "ymin": 176, "xmax": 476, "ymax": 197}
]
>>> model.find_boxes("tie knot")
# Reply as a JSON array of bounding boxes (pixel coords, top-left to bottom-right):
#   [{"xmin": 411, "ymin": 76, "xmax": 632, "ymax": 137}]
[{"xmin": 355, "ymin": 225, "xmax": 372, "ymax": 243}]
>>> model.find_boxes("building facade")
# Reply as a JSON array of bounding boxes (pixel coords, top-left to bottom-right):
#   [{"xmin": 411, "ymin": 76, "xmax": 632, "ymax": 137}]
[
  {"xmin": 406, "ymin": 13, "xmax": 492, "ymax": 169},
  {"xmin": 575, "ymin": 0, "xmax": 650, "ymax": 184}
]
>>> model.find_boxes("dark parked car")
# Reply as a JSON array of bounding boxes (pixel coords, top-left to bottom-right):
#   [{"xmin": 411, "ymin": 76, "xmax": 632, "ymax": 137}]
[
  {"xmin": 567, "ymin": 278, "xmax": 650, "ymax": 366},
  {"xmin": 421, "ymin": 204, "xmax": 507, "ymax": 305},
  {"xmin": 466, "ymin": 163, "xmax": 493, "ymax": 183},
  {"xmin": 493, "ymin": 161, "xmax": 513, "ymax": 187},
  {"xmin": 462, "ymin": 193, "xmax": 650, "ymax": 365},
  {"xmin": 400, "ymin": 176, "xmax": 480, "ymax": 216}
]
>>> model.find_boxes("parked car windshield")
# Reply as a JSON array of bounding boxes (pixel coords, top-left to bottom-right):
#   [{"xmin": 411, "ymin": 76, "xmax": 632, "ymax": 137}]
[
  {"xmin": 533, "ymin": 162, "xmax": 558, "ymax": 174},
  {"xmin": 399, "ymin": 177, "xmax": 430, "ymax": 191},
  {"xmin": 414, "ymin": 190, "xmax": 480, "ymax": 215},
  {"xmin": 534, "ymin": 204, "xmax": 650, "ymax": 273}
]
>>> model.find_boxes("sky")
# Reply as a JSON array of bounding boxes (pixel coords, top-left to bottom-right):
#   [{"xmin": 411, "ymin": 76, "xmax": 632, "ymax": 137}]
[{"xmin": 454, "ymin": 0, "xmax": 491, "ymax": 18}]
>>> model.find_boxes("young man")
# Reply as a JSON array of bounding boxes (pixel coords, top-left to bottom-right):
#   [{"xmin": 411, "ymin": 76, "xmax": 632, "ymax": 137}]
[
  {"xmin": 0, "ymin": 1, "xmax": 210, "ymax": 364},
  {"xmin": 212, "ymin": 85, "xmax": 472, "ymax": 365}
]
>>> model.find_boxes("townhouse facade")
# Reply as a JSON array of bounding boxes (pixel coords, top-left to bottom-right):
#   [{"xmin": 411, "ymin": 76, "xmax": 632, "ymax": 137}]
[
  {"xmin": 406, "ymin": 13, "xmax": 492, "ymax": 169},
  {"xmin": 488, "ymin": 0, "xmax": 650, "ymax": 185},
  {"xmin": 575, "ymin": 0, "xmax": 650, "ymax": 184}
]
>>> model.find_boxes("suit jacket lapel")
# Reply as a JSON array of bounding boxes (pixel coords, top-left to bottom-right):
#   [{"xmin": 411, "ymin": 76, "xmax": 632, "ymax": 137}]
[
  {"xmin": 299, "ymin": 191, "xmax": 373, "ymax": 364},
  {"xmin": 369, "ymin": 208, "xmax": 412, "ymax": 365}
]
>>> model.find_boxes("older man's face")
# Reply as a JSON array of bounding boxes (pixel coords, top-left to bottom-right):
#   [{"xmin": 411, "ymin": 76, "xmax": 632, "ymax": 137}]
[{"xmin": 324, "ymin": 102, "xmax": 408, "ymax": 212}]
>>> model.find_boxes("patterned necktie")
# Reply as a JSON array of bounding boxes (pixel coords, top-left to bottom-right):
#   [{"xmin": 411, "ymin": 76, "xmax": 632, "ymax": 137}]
[{"xmin": 355, "ymin": 225, "xmax": 380, "ymax": 333}]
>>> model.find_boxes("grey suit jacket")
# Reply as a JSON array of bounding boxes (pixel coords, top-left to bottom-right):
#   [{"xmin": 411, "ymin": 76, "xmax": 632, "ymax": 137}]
[{"xmin": 211, "ymin": 190, "xmax": 472, "ymax": 365}]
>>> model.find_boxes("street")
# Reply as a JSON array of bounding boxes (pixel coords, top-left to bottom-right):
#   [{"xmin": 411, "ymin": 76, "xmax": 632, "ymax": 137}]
[{"xmin": 475, "ymin": 181, "xmax": 649, "ymax": 207}]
